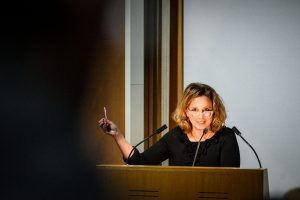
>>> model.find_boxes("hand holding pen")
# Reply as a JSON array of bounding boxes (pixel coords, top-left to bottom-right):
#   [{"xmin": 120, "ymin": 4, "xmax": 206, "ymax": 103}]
[{"xmin": 99, "ymin": 107, "xmax": 118, "ymax": 136}]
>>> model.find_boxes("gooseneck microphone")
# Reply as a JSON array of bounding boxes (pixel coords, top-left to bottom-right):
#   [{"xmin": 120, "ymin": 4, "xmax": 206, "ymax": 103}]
[
  {"xmin": 192, "ymin": 128, "xmax": 208, "ymax": 166},
  {"xmin": 126, "ymin": 124, "xmax": 168, "ymax": 164},
  {"xmin": 232, "ymin": 126, "xmax": 262, "ymax": 168}
]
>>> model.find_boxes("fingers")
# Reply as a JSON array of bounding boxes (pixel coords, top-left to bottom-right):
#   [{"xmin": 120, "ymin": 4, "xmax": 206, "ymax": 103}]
[
  {"xmin": 98, "ymin": 118, "xmax": 109, "ymax": 133},
  {"xmin": 98, "ymin": 118, "xmax": 106, "ymax": 128},
  {"xmin": 98, "ymin": 118, "xmax": 118, "ymax": 135}
]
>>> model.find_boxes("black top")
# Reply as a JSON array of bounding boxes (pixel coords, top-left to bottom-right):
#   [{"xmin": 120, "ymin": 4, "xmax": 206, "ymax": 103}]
[{"xmin": 126, "ymin": 126, "xmax": 240, "ymax": 167}]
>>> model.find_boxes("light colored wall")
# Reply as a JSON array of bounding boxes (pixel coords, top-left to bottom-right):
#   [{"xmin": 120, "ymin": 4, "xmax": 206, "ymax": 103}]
[
  {"xmin": 125, "ymin": 0, "xmax": 145, "ymax": 152},
  {"xmin": 184, "ymin": 0, "xmax": 300, "ymax": 198}
]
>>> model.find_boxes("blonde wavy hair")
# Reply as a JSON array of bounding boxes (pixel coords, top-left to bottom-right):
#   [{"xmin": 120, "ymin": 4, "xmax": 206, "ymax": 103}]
[{"xmin": 172, "ymin": 82, "xmax": 227, "ymax": 134}]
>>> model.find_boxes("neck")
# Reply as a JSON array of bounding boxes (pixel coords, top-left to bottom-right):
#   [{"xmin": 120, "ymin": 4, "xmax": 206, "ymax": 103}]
[
  {"xmin": 192, "ymin": 128, "xmax": 206, "ymax": 136},
  {"xmin": 190, "ymin": 129, "xmax": 213, "ymax": 141}
]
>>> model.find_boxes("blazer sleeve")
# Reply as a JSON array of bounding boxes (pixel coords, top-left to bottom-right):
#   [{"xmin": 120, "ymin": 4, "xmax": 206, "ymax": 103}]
[
  {"xmin": 126, "ymin": 133, "xmax": 170, "ymax": 165},
  {"xmin": 220, "ymin": 129, "xmax": 240, "ymax": 167}
]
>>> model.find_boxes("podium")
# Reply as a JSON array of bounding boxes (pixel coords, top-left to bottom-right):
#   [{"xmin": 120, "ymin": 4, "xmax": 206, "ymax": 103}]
[{"xmin": 97, "ymin": 165, "xmax": 269, "ymax": 200}]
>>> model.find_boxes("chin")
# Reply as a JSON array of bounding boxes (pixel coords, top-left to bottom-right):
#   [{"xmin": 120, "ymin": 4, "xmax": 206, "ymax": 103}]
[{"xmin": 194, "ymin": 125, "xmax": 208, "ymax": 130}]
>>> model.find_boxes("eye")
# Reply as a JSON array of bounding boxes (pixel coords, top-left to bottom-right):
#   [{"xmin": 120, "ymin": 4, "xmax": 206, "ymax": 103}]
[
  {"xmin": 203, "ymin": 108, "xmax": 212, "ymax": 111},
  {"xmin": 190, "ymin": 108, "xmax": 198, "ymax": 112}
]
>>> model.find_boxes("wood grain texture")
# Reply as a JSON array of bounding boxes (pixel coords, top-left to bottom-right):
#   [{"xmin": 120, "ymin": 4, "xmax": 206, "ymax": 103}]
[
  {"xmin": 80, "ymin": 0, "xmax": 125, "ymax": 164},
  {"xmin": 97, "ymin": 165, "xmax": 269, "ymax": 200}
]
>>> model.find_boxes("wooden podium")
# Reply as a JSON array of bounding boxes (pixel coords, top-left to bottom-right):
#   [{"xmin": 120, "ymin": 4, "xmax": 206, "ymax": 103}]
[{"xmin": 97, "ymin": 165, "xmax": 269, "ymax": 200}]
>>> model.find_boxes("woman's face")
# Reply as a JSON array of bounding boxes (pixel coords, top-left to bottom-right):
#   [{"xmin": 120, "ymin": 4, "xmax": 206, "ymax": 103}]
[{"xmin": 186, "ymin": 96, "xmax": 213, "ymax": 132}]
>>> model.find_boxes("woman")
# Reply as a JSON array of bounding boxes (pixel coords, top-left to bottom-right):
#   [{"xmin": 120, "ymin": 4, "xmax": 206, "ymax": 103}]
[{"xmin": 99, "ymin": 82, "xmax": 240, "ymax": 167}]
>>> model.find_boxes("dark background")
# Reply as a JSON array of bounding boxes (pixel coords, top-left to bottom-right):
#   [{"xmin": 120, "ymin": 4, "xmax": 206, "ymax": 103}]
[{"xmin": 0, "ymin": 1, "xmax": 108, "ymax": 199}]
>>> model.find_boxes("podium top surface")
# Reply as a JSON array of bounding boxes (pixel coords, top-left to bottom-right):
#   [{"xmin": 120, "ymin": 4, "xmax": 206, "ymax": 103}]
[{"xmin": 97, "ymin": 164, "xmax": 267, "ymax": 173}]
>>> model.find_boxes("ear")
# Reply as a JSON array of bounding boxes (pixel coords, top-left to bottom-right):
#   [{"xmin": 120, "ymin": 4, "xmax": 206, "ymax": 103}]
[{"xmin": 185, "ymin": 109, "xmax": 191, "ymax": 120}]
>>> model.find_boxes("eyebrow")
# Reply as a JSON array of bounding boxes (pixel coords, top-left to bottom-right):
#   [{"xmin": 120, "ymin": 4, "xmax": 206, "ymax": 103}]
[{"xmin": 189, "ymin": 107, "xmax": 212, "ymax": 110}]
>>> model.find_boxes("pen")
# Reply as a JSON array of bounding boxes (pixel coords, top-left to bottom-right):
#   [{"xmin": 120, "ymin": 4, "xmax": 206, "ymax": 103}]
[{"xmin": 104, "ymin": 106, "xmax": 107, "ymax": 119}]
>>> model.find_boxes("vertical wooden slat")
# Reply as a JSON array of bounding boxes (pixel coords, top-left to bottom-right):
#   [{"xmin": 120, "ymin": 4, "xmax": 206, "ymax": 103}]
[
  {"xmin": 169, "ymin": 0, "xmax": 183, "ymax": 130},
  {"xmin": 144, "ymin": 0, "xmax": 162, "ymax": 148},
  {"xmin": 144, "ymin": 0, "xmax": 182, "ymax": 149}
]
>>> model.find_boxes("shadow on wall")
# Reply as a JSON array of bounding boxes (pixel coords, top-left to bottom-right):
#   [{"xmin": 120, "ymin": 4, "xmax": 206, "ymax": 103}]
[
  {"xmin": 270, "ymin": 188, "xmax": 300, "ymax": 200},
  {"xmin": 282, "ymin": 188, "xmax": 300, "ymax": 200}
]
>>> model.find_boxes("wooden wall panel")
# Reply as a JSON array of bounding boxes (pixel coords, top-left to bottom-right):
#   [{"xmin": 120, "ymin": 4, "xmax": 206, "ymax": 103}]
[
  {"xmin": 80, "ymin": 0, "xmax": 125, "ymax": 164},
  {"xmin": 144, "ymin": 0, "xmax": 162, "ymax": 148},
  {"xmin": 169, "ymin": 0, "xmax": 183, "ymax": 130}
]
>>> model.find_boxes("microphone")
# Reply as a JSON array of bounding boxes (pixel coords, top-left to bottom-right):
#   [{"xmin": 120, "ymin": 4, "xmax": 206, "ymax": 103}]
[
  {"xmin": 192, "ymin": 128, "xmax": 208, "ymax": 166},
  {"xmin": 232, "ymin": 126, "xmax": 262, "ymax": 168},
  {"xmin": 126, "ymin": 124, "xmax": 168, "ymax": 164}
]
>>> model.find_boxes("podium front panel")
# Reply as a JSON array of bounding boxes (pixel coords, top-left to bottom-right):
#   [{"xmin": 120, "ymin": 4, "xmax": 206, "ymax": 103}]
[{"xmin": 97, "ymin": 165, "xmax": 269, "ymax": 200}]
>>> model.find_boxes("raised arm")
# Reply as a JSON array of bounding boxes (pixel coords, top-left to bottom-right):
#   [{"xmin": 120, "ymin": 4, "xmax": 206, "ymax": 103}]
[{"xmin": 98, "ymin": 118, "xmax": 133, "ymax": 160}]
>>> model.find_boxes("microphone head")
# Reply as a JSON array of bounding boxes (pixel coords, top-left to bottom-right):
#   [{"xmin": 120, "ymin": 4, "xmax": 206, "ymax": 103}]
[
  {"xmin": 156, "ymin": 124, "xmax": 168, "ymax": 134},
  {"xmin": 232, "ymin": 126, "xmax": 241, "ymax": 136},
  {"xmin": 203, "ymin": 128, "xmax": 208, "ymax": 134}
]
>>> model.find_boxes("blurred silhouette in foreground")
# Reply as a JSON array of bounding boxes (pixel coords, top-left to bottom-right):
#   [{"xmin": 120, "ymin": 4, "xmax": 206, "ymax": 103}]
[{"xmin": 0, "ymin": 1, "xmax": 108, "ymax": 199}]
